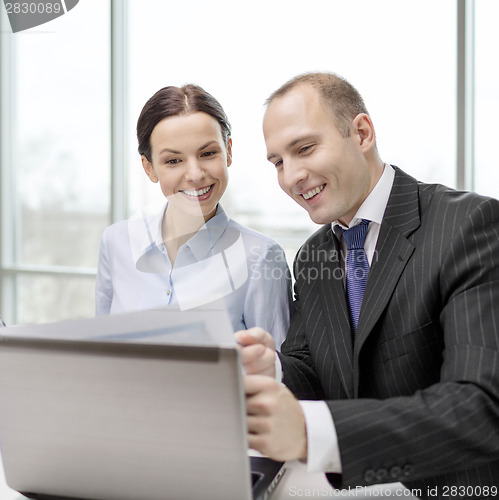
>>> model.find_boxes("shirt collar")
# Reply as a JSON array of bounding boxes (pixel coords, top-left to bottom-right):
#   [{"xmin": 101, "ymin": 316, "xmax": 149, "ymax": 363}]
[
  {"xmin": 182, "ymin": 205, "xmax": 230, "ymax": 261},
  {"xmin": 143, "ymin": 202, "xmax": 230, "ymax": 263},
  {"xmin": 332, "ymin": 163, "xmax": 395, "ymax": 231}
]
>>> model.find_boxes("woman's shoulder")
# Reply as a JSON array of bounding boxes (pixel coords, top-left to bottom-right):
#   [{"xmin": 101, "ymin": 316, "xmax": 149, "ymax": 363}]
[
  {"xmin": 222, "ymin": 218, "xmax": 289, "ymax": 268},
  {"xmin": 225, "ymin": 218, "xmax": 282, "ymax": 250},
  {"xmin": 102, "ymin": 203, "xmax": 165, "ymax": 243},
  {"xmin": 101, "ymin": 219, "xmax": 130, "ymax": 242}
]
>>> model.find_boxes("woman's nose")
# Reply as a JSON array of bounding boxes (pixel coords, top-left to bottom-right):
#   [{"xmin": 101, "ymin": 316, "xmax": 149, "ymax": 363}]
[{"xmin": 184, "ymin": 159, "xmax": 206, "ymax": 183}]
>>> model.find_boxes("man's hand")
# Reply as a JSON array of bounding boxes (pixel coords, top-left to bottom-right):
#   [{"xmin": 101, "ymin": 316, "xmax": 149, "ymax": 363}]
[
  {"xmin": 245, "ymin": 375, "xmax": 307, "ymax": 462},
  {"xmin": 235, "ymin": 327, "xmax": 276, "ymax": 378}
]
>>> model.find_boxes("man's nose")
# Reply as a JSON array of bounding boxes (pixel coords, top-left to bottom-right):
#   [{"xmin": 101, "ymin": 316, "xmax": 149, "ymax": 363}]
[{"xmin": 282, "ymin": 160, "xmax": 307, "ymax": 191}]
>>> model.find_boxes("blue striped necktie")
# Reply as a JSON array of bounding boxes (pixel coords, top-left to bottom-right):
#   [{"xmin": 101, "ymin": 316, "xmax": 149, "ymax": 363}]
[{"xmin": 340, "ymin": 219, "xmax": 370, "ymax": 336}]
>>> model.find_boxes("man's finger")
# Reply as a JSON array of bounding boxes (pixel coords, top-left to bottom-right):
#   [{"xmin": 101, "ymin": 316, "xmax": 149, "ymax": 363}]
[
  {"xmin": 235, "ymin": 327, "xmax": 275, "ymax": 349},
  {"xmin": 240, "ymin": 344, "xmax": 266, "ymax": 364},
  {"xmin": 244, "ymin": 374, "xmax": 274, "ymax": 395},
  {"xmin": 246, "ymin": 414, "xmax": 271, "ymax": 433}
]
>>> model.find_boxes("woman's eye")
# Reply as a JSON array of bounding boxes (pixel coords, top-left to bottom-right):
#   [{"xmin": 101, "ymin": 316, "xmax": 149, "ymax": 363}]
[
  {"xmin": 201, "ymin": 151, "xmax": 217, "ymax": 158},
  {"xmin": 165, "ymin": 158, "xmax": 180, "ymax": 165},
  {"xmin": 274, "ymin": 160, "xmax": 283, "ymax": 168}
]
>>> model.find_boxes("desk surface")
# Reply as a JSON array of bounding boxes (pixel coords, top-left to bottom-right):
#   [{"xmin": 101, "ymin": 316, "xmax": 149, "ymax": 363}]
[{"xmin": 1, "ymin": 456, "xmax": 420, "ymax": 500}]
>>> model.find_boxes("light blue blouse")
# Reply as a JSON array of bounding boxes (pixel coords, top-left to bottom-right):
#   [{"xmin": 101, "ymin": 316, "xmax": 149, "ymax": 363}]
[{"xmin": 95, "ymin": 204, "xmax": 291, "ymax": 348}]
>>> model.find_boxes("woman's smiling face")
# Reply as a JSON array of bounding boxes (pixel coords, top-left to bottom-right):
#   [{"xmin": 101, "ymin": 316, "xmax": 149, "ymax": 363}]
[{"xmin": 142, "ymin": 111, "xmax": 231, "ymax": 221}]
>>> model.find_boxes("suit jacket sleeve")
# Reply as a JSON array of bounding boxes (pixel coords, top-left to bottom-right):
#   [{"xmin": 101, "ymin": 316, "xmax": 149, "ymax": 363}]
[{"xmin": 278, "ymin": 278, "xmax": 324, "ymax": 400}]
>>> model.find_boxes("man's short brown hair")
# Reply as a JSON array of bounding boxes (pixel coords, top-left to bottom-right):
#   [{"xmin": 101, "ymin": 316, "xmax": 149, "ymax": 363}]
[{"xmin": 265, "ymin": 72, "xmax": 369, "ymax": 138}]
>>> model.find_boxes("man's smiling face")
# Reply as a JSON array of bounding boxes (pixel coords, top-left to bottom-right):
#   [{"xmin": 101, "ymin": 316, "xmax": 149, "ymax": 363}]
[{"xmin": 263, "ymin": 84, "xmax": 374, "ymax": 226}]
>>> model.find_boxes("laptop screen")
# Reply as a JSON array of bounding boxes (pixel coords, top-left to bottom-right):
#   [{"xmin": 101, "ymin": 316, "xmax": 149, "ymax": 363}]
[{"xmin": 0, "ymin": 309, "xmax": 260, "ymax": 500}]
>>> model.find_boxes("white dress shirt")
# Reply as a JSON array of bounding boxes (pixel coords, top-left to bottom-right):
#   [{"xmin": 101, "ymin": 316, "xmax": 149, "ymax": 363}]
[
  {"xmin": 297, "ymin": 164, "xmax": 396, "ymax": 472},
  {"xmin": 96, "ymin": 203, "xmax": 292, "ymax": 348}
]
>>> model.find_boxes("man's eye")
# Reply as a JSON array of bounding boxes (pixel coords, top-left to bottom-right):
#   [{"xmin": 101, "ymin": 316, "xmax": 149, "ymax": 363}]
[
  {"xmin": 299, "ymin": 145, "xmax": 314, "ymax": 154},
  {"xmin": 274, "ymin": 160, "xmax": 283, "ymax": 168}
]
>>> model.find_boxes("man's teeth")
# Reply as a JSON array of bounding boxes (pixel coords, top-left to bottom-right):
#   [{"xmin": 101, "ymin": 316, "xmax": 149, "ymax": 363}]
[
  {"xmin": 302, "ymin": 185, "xmax": 325, "ymax": 200},
  {"xmin": 182, "ymin": 185, "xmax": 212, "ymax": 197}
]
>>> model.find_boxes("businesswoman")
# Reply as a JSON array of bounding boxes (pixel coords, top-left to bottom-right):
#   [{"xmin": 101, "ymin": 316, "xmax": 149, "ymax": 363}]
[{"xmin": 95, "ymin": 84, "xmax": 291, "ymax": 347}]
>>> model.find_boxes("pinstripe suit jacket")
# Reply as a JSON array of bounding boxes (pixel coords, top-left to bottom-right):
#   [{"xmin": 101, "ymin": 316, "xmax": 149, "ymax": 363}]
[{"xmin": 280, "ymin": 167, "xmax": 499, "ymax": 498}]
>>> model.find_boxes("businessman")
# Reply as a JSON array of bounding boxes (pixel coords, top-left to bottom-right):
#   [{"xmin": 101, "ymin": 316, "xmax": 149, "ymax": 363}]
[{"xmin": 237, "ymin": 73, "xmax": 499, "ymax": 498}]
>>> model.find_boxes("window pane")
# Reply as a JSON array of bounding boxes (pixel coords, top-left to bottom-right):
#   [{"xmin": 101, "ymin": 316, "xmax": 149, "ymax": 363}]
[
  {"xmin": 17, "ymin": 274, "xmax": 96, "ymax": 324},
  {"xmin": 474, "ymin": 0, "xmax": 499, "ymax": 198},
  {"xmin": 14, "ymin": 0, "xmax": 111, "ymax": 268},
  {"xmin": 127, "ymin": 0, "xmax": 456, "ymax": 264}
]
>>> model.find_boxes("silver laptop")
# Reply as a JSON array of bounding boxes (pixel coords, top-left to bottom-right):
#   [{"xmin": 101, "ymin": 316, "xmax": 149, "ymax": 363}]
[{"xmin": 0, "ymin": 310, "xmax": 285, "ymax": 500}]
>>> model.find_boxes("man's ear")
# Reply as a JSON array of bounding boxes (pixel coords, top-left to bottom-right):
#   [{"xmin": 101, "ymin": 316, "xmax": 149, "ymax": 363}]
[
  {"xmin": 226, "ymin": 138, "xmax": 233, "ymax": 167},
  {"xmin": 141, "ymin": 155, "xmax": 159, "ymax": 183},
  {"xmin": 352, "ymin": 113, "xmax": 376, "ymax": 153}
]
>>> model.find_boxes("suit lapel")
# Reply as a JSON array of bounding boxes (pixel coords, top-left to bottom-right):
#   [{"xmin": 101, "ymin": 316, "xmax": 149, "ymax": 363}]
[
  {"xmin": 353, "ymin": 168, "xmax": 421, "ymax": 392},
  {"xmin": 316, "ymin": 227, "xmax": 355, "ymax": 398}
]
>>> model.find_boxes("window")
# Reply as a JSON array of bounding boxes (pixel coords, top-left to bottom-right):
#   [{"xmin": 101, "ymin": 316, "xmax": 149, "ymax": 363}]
[
  {"xmin": 1, "ymin": 0, "xmax": 110, "ymax": 324},
  {"xmin": 3, "ymin": 0, "xmax": 488, "ymax": 326},
  {"xmin": 473, "ymin": 0, "xmax": 499, "ymax": 198}
]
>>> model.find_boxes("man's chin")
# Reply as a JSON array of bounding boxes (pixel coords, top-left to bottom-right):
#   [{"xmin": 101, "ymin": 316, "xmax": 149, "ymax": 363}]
[
  {"xmin": 308, "ymin": 214, "xmax": 329, "ymax": 225},
  {"xmin": 305, "ymin": 207, "xmax": 333, "ymax": 225}
]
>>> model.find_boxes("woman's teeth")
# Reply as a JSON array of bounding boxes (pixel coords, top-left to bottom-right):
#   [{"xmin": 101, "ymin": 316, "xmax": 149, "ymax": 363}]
[
  {"xmin": 302, "ymin": 184, "xmax": 325, "ymax": 200},
  {"xmin": 182, "ymin": 185, "xmax": 212, "ymax": 197}
]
